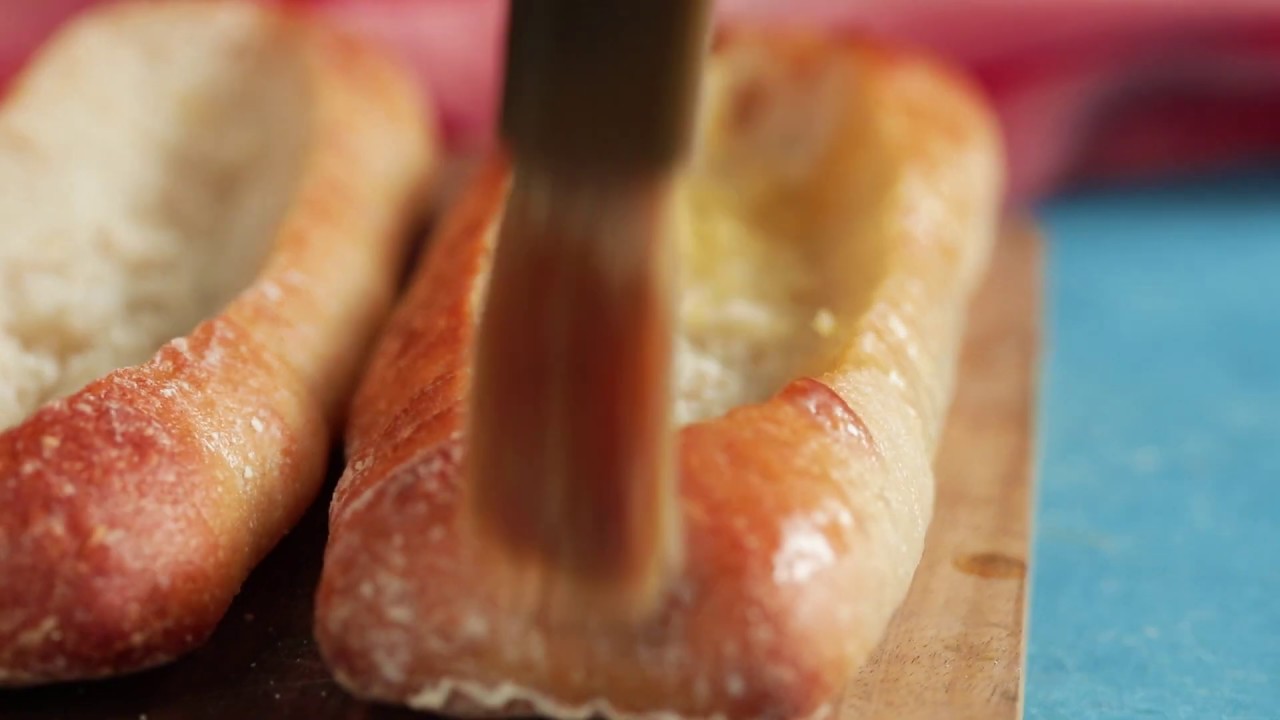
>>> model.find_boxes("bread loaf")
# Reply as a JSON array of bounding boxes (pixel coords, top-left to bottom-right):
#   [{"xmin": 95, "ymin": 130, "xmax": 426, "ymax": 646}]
[
  {"xmin": 0, "ymin": 0, "xmax": 433, "ymax": 685},
  {"xmin": 316, "ymin": 31, "xmax": 1000, "ymax": 720}
]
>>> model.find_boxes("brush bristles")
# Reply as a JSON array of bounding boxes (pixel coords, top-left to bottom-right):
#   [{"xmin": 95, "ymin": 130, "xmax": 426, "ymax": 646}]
[{"xmin": 464, "ymin": 168, "xmax": 682, "ymax": 621}]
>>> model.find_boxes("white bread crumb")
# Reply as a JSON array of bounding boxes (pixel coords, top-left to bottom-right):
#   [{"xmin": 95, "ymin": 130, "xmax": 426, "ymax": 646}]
[{"xmin": 0, "ymin": 3, "xmax": 306, "ymax": 429}]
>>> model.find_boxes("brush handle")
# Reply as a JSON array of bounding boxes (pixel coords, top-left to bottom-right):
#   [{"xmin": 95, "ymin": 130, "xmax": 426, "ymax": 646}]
[{"xmin": 500, "ymin": 0, "xmax": 711, "ymax": 176}]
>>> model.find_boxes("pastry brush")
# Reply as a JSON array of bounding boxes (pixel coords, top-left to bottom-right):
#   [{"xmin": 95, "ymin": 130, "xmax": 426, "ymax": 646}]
[{"xmin": 465, "ymin": 0, "xmax": 711, "ymax": 619}]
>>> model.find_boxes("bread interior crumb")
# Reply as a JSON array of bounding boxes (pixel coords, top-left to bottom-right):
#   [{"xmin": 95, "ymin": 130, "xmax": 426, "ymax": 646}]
[{"xmin": 0, "ymin": 4, "xmax": 307, "ymax": 429}]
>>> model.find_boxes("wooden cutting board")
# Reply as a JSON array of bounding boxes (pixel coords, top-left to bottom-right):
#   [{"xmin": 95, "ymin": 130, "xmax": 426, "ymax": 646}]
[
  {"xmin": 841, "ymin": 220, "xmax": 1040, "ymax": 720},
  {"xmin": 0, "ymin": 224, "xmax": 1041, "ymax": 720}
]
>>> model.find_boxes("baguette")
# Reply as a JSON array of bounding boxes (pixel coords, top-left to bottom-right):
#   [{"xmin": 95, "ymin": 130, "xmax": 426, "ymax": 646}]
[
  {"xmin": 0, "ymin": 0, "xmax": 433, "ymax": 684},
  {"xmin": 316, "ymin": 31, "xmax": 1001, "ymax": 720}
]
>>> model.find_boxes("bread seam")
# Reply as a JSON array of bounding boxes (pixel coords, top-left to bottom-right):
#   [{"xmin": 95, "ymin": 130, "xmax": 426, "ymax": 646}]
[{"xmin": 393, "ymin": 675, "xmax": 834, "ymax": 720}]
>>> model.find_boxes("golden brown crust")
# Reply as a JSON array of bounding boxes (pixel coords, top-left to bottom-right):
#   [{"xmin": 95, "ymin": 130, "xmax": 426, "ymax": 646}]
[
  {"xmin": 317, "ymin": 31, "xmax": 1000, "ymax": 720},
  {"xmin": 0, "ymin": 1, "xmax": 433, "ymax": 684}
]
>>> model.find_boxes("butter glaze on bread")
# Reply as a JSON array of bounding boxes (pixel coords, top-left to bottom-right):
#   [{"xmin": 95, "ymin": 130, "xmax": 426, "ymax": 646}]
[
  {"xmin": 0, "ymin": 0, "xmax": 433, "ymax": 684},
  {"xmin": 316, "ymin": 32, "xmax": 1000, "ymax": 720}
]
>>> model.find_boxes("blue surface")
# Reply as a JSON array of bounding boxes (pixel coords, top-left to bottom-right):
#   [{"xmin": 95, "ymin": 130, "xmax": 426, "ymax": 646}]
[{"xmin": 1027, "ymin": 169, "xmax": 1280, "ymax": 720}]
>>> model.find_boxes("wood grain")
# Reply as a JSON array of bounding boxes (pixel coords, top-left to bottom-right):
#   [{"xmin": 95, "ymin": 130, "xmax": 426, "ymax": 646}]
[
  {"xmin": 841, "ymin": 221, "xmax": 1041, "ymax": 720},
  {"xmin": 0, "ymin": 224, "xmax": 1041, "ymax": 720}
]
